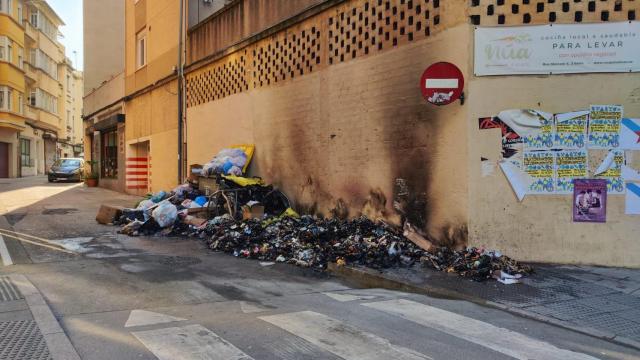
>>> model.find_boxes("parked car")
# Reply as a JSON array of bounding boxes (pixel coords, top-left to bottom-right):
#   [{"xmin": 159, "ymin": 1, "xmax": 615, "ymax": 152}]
[{"xmin": 48, "ymin": 158, "xmax": 85, "ymax": 182}]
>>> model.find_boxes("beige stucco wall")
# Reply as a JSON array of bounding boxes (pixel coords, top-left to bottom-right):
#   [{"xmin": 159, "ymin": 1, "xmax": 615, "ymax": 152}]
[
  {"xmin": 187, "ymin": 25, "xmax": 470, "ymax": 244},
  {"xmin": 468, "ymin": 71, "xmax": 640, "ymax": 268},
  {"xmin": 83, "ymin": 0, "xmax": 125, "ymax": 95}
]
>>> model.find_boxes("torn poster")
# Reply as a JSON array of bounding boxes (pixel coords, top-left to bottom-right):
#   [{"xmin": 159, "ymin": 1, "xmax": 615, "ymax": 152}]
[
  {"xmin": 479, "ymin": 116, "xmax": 523, "ymax": 167},
  {"xmin": 593, "ymin": 149, "xmax": 625, "ymax": 194},
  {"xmin": 524, "ymin": 151, "xmax": 555, "ymax": 194},
  {"xmin": 555, "ymin": 150, "xmax": 588, "ymax": 194},
  {"xmin": 499, "ymin": 161, "xmax": 531, "ymax": 201},
  {"xmin": 620, "ymin": 118, "xmax": 640, "ymax": 150},
  {"xmin": 496, "ymin": 109, "xmax": 553, "ymax": 151},
  {"xmin": 554, "ymin": 111, "xmax": 589, "ymax": 149},
  {"xmin": 588, "ymin": 105, "xmax": 622, "ymax": 149},
  {"xmin": 622, "ymin": 165, "xmax": 640, "ymax": 182},
  {"xmin": 573, "ymin": 179, "xmax": 607, "ymax": 223},
  {"xmin": 625, "ymin": 182, "xmax": 640, "ymax": 215}
]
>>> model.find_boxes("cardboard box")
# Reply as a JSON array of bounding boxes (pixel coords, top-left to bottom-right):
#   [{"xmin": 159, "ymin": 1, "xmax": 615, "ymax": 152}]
[
  {"xmin": 96, "ymin": 205, "xmax": 125, "ymax": 225},
  {"xmin": 242, "ymin": 204, "xmax": 265, "ymax": 220},
  {"xmin": 183, "ymin": 215, "xmax": 207, "ymax": 227}
]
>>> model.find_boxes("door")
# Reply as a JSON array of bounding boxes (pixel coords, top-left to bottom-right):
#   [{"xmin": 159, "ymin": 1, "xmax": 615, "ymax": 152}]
[{"xmin": 0, "ymin": 142, "xmax": 9, "ymax": 178}]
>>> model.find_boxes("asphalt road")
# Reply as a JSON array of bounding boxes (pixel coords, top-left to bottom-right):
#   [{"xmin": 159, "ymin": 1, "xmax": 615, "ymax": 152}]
[{"xmin": 1, "ymin": 177, "xmax": 639, "ymax": 360}]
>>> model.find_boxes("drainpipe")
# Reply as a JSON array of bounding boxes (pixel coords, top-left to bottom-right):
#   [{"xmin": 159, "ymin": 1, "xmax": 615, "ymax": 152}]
[{"xmin": 177, "ymin": 0, "xmax": 185, "ymax": 184}]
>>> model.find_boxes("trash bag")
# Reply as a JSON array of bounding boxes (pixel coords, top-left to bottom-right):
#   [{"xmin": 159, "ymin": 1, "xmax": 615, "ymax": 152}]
[
  {"xmin": 137, "ymin": 199, "xmax": 155, "ymax": 210},
  {"xmin": 151, "ymin": 201, "xmax": 178, "ymax": 228},
  {"xmin": 201, "ymin": 148, "xmax": 248, "ymax": 176},
  {"xmin": 150, "ymin": 191, "xmax": 168, "ymax": 203}
]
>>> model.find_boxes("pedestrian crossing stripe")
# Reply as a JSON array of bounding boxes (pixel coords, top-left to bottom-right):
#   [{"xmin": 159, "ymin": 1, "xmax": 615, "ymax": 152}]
[
  {"xmin": 260, "ymin": 311, "xmax": 432, "ymax": 360},
  {"xmin": 363, "ymin": 299, "xmax": 599, "ymax": 360}
]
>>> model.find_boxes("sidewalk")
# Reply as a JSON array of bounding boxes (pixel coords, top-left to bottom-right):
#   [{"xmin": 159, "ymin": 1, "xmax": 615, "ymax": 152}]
[
  {"xmin": 0, "ymin": 275, "xmax": 79, "ymax": 360},
  {"xmin": 330, "ymin": 263, "xmax": 640, "ymax": 350}
]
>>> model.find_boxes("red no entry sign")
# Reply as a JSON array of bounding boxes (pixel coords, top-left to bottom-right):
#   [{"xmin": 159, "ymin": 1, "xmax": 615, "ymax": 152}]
[{"xmin": 420, "ymin": 62, "xmax": 464, "ymax": 106}]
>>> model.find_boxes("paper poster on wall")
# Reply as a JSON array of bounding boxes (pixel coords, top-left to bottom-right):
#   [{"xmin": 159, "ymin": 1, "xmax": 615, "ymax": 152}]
[
  {"xmin": 555, "ymin": 150, "xmax": 588, "ymax": 194},
  {"xmin": 524, "ymin": 151, "xmax": 555, "ymax": 194},
  {"xmin": 555, "ymin": 111, "xmax": 589, "ymax": 149},
  {"xmin": 592, "ymin": 149, "xmax": 626, "ymax": 194},
  {"xmin": 573, "ymin": 179, "xmax": 607, "ymax": 223},
  {"xmin": 625, "ymin": 182, "xmax": 640, "ymax": 215},
  {"xmin": 479, "ymin": 116, "xmax": 523, "ymax": 167},
  {"xmin": 620, "ymin": 118, "xmax": 640, "ymax": 150},
  {"xmin": 523, "ymin": 115, "xmax": 554, "ymax": 151},
  {"xmin": 588, "ymin": 105, "xmax": 622, "ymax": 149}
]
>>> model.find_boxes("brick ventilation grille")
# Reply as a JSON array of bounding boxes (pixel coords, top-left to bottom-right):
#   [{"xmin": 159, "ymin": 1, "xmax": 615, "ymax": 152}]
[
  {"xmin": 328, "ymin": 0, "xmax": 440, "ymax": 64},
  {"xmin": 186, "ymin": 53, "xmax": 248, "ymax": 107},
  {"xmin": 0, "ymin": 277, "xmax": 23, "ymax": 302},
  {"xmin": 469, "ymin": 0, "xmax": 639, "ymax": 26},
  {"xmin": 186, "ymin": 0, "xmax": 440, "ymax": 108},
  {"xmin": 0, "ymin": 320, "xmax": 52, "ymax": 360}
]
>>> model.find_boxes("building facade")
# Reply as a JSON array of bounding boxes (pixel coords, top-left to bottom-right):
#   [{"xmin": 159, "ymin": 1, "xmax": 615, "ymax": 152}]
[
  {"xmin": 114, "ymin": 0, "xmax": 640, "ymax": 267},
  {"xmin": 0, "ymin": 0, "xmax": 83, "ymax": 179},
  {"xmin": 122, "ymin": 0, "xmax": 180, "ymax": 195},
  {"xmin": 82, "ymin": 0, "xmax": 126, "ymax": 192}
]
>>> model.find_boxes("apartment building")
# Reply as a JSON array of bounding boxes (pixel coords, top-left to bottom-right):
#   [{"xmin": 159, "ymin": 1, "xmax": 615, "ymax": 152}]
[{"xmin": 0, "ymin": 0, "xmax": 83, "ymax": 178}]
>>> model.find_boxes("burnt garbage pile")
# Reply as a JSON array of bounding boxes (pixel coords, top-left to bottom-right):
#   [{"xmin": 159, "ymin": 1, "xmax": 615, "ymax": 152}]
[
  {"xmin": 421, "ymin": 247, "xmax": 534, "ymax": 283},
  {"xmin": 199, "ymin": 216, "xmax": 425, "ymax": 270}
]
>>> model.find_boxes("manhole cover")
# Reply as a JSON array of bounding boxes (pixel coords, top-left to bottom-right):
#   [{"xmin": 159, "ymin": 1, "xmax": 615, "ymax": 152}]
[
  {"xmin": 157, "ymin": 256, "xmax": 201, "ymax": 267},
  {"xmin": 0, "ymin": 320, "xmax": 52, "ymax": 360},
  {"xmin": 41, "ymin": 208, "xmax": 78, "ymax": 215}
]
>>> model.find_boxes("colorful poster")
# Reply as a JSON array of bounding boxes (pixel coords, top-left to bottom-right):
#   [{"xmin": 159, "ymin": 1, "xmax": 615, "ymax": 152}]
[
  {"xmin": 523, "ymin": 114, "xmax": 554, "ymax": 151},
  {"xmin": 524, "ymin": 151, "xmax": 555, "ymax": 194},
  {"xmin": 474, "ymin": 22, "xmax": 640, "ymax": 76},
  {"xmin": 588, "ymin": 105, "xmax": 622, "ymax": 148},
  {"xmin": 620, "ymin": 118, "xmax": 640, "ymax": 150},
  {"xmin": 592, "ymin": 149, "xmax": 625, "ymax": 194},
  {"xmin": 555, "ymin": 150, "xmax": 588, "ymax": 194},
  {"xmin": 479, "ymin": 116, "xmax": 523, "ymax": 167},
  {"xmin": 625, "ymin": 182, "xmax": 640, "ymax": 215},
  {"xmin": 573, "ymin": 179, "xmax": 607, "ymax": 223},
  {"xmin": 554, "ymin": 111, "xmax": 589, "ymax": 149}
]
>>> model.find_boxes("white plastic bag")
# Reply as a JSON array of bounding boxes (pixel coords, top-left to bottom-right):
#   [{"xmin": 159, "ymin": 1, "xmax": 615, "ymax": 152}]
[{"xmin": 151, "ymin": 201, "xmax": 178, "ymax": 228}]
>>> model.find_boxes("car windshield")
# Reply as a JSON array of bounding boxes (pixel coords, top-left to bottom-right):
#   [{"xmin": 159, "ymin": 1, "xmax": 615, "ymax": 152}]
[{"xmin": 54, "ymin": 159, "xmax": 81, "ymax": 167}]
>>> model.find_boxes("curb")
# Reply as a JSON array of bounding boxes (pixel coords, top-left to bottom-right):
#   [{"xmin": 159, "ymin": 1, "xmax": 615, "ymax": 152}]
[
  {"xmin": 9, "ymin": 274, "xmax": 81, "ymax": 360},
  {"xmin": 327, "ymin": 264, "xmax": 640, "ymax": 352}
]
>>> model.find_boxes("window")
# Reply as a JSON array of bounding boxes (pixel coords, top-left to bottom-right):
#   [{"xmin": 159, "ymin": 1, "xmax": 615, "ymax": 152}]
[
  {"xmin": 7, "ymin": 39, "xmax": 12, "ymax": 63},
  {"xmin": 30, "ymin": 10, "xmax": 37, "ymax": 27},
  {"xmin": 0, "ymin": 86, "xmax": 13, "ymax": 111},
  {"xmin": 32, "ymin": 49, "xmax": 57, "ymax": 79},
  {"xmin": 0, "ymin": 0, "xmax": 12, "ymax": 15},
  {"xmin": 33, "ymin": 88, "xmax": 57, "ymax": 114},
  {"xmin": 29, "ymin": 90, "xmax": 35, "ymax": 106},
  {"xmin": 136, "ymin": 31, "xmax": 147, "ymax": 69},
  {"xmin": 17, "ymin": 48, "xmax": 22, "ymax": 69},
  {"xmin": 66, "ymin": 74, "xmax": 70, "ymax": 91},
  {"xmin": 0, "ymin": 36, "xmax": 7, "ymax": 61},
  {"xmin": 17, "ymin": 2, "xmax": 21, "ymax": 24},
  {"xmin": 20, "ymin": 138, "xmax": 30, "ymax": 167},
  {"xmin": 101, "ymin": 129, "xmax": 118, "ymax": 178},
  {"xmin": 17, "ymin": 93, "xmax": 22, "ymax": 114}
]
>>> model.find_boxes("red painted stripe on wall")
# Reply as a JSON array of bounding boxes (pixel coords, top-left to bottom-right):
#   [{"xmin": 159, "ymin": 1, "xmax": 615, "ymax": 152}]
[
  {"xmin": 125, "ymin": 165, "xmax": 148, "ymax": 169},
  {"xmin": 126, "ymin": 171, "xmax": 148, "ymax": 175},
  {"xmin": 127, "ymin": 157, "xmax": 148, "ymax": 161}
]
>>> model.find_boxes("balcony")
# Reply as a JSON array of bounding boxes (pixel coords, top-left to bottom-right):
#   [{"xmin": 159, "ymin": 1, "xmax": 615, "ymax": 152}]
[
  {"xmin": 24, "ymin": 104, "xmax": 61, "ymax": 134},
  {"xmin": 25, "ymin": 22, "xmax": 38, "ymax": 41},
  {"xmin": 24, "ymin": 62, "xmax": 37, "ymax": 83}
]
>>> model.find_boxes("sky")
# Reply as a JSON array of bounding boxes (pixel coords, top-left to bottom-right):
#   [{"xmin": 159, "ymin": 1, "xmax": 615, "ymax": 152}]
[{"xmin": 47, "ymin": 0, "xmax": 83, "ymax": 70}]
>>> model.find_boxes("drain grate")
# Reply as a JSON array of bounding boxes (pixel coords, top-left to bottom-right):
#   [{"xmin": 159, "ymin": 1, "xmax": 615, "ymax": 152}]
[
  {"xmin": 157, "ymin": 256, "xmax": 201, "ymax": 267},
  {"xmin": 0, "ymin": 277, "xmax": 23, "ymax": 302},
  {"xmin": 0, "ymin": 320, "xmax": 52, "ymax": 360}
]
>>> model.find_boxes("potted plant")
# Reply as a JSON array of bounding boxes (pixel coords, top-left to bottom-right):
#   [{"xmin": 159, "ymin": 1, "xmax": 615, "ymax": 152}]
[{"xmin": 85, "ymin": 160, "xmax": 99, "ymax": 187}]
